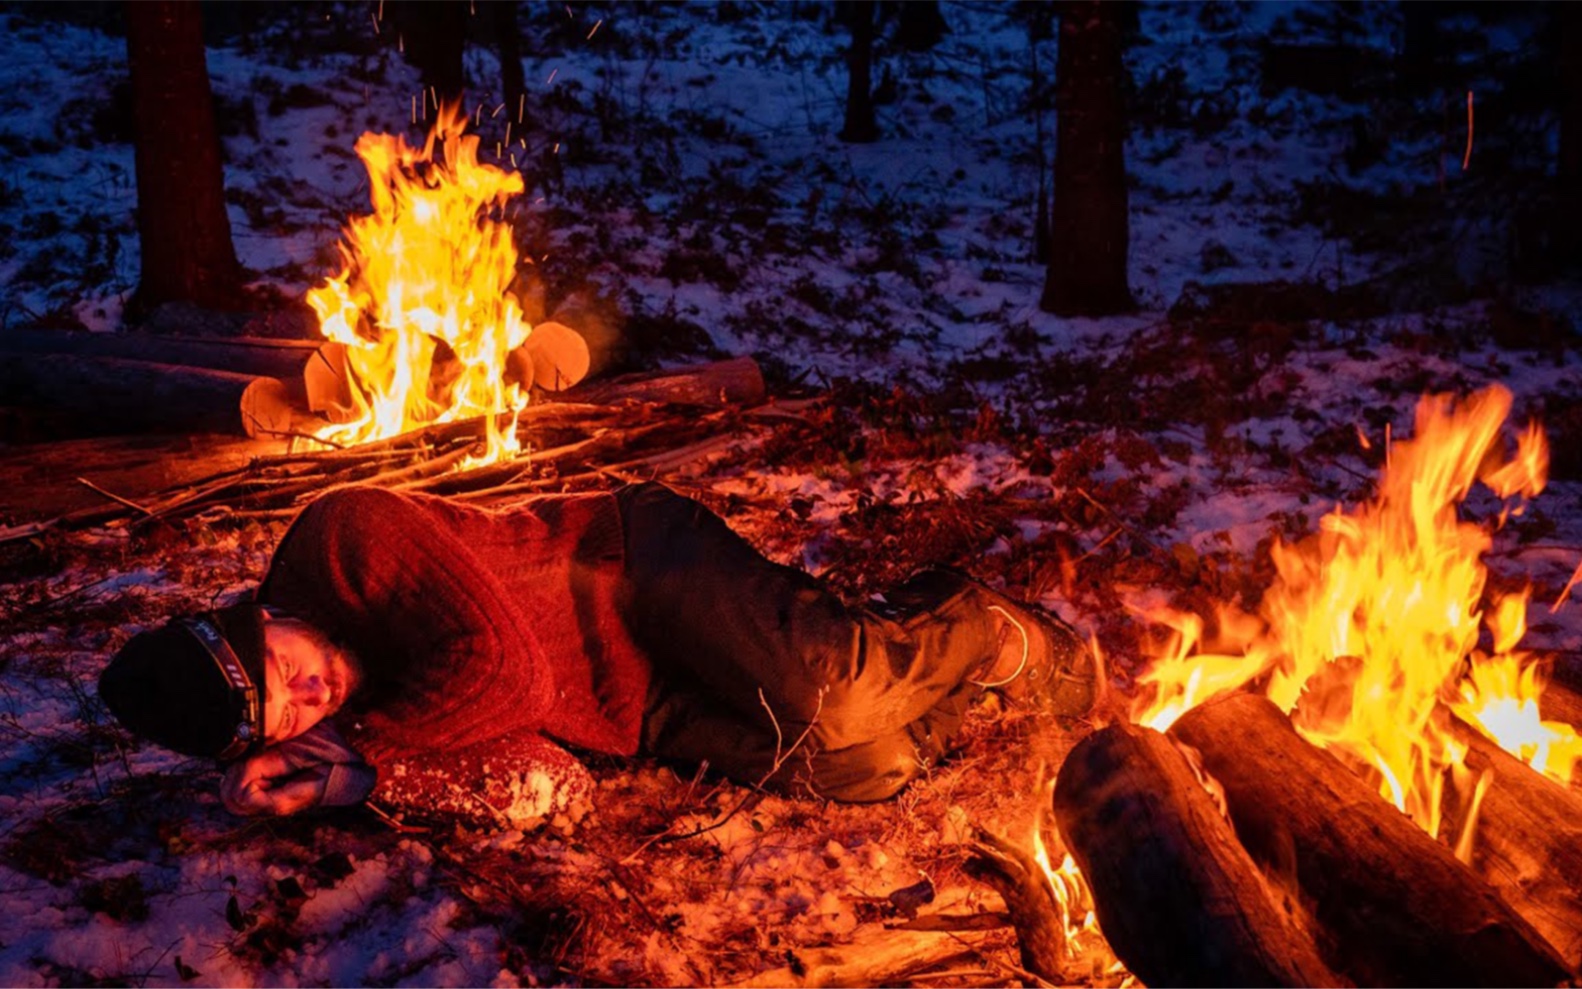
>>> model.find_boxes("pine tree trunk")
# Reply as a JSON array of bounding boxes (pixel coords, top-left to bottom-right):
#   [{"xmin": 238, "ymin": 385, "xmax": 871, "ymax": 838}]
[
  {"xmin": 392, "ymin": 1, "xmax": 468, "ymax": 108},
  {"xmin": 124, "ymin": 0, "xmax": 244, "ymax": 314},
  {"xmin": 1556, "ymin": 4, "xmax": 1582, "ymax": 270},
  {"xmin": 1041, "ymin": 0, "xmax": 1132, "ymax": 316},
  {"xmin": 839, "ymin": 2, "xmax": 879, "ymax": 143},
  {"xmin": 492, "ymin": 2, "xmax": 527, "ymax": 128}
]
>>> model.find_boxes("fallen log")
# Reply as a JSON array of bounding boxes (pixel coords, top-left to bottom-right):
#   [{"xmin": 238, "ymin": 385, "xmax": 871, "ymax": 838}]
[
  {"xmin": 1444, "ymin": 713, "xmax": 1582, "ymax": 970},
  {"xmin": 0, "ymin": 353, "xmax": 289, "ymax": 437},
  {"xmin": 1170, "ymin": 693, "xmax": 1572, "ymax": 988},
  {"xmin": 561, "ymin": 356, "xmax": 765, "ymax": 407},
  {"xmin": 1050, "ymin": 722, "xmax": 1343, "ymax": 988},
  {"xmin": 0, "ymin": 328, "xmax": 322, "ymax": 381}
]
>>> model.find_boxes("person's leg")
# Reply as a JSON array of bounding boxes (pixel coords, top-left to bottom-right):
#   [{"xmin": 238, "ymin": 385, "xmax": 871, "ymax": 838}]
[
  {"xmin": 616, "ymin": 483, "xmax": 1001, "ymax": 749},
  {"xmin": 617, "ymin": 483, "xmax": 1091, "ymax": 799},
  {"xmin": 641, "ymin": 668, "xmax": 974, "ymax": 802}
]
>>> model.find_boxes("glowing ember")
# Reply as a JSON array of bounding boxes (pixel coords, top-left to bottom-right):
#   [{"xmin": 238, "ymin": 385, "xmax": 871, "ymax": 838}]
[
  {"xmin": 306, "ymin": 103, "xmax": 531, "ymax": 463},
  {"xmin": 1131, "ymin": 385, "xmax": 1579, "ymax": 848}
]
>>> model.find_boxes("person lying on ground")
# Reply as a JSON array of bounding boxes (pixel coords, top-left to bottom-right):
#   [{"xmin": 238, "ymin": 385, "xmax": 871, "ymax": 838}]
[{"xmin": 98, "ymin": 482, "xmax": 1096, "ymax": 826}]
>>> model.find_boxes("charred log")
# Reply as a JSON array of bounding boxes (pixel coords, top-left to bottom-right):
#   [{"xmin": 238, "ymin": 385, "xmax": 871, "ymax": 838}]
[
  {"xmin": 1170, "ymin": 693, "xmax": 1572, "ymax": 988},
  {"xmin": 963, "ymin": 828, "xmax": 1070, "ymax": 983},
  {"xmin": 1051, "ymin": 722, "xmax": 1343, "ymax": 988},
  {"xmin": 1445, "ymin": 714, "xmax": 1582, "ymax": 970}
]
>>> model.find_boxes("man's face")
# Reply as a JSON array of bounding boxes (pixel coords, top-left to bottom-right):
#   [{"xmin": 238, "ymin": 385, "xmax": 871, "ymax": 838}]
[{"xmin": 262, "ymin": 617, "xmax": 361, "ymax": 743}]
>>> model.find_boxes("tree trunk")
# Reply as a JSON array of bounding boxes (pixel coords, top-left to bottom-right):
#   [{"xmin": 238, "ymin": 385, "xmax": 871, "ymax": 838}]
[
  {"xmin": 1052, "ymin": 723, "xmax": 1344, "ymax": 988},
  {"xmin": 893, "ymin": 1, "xmax": 948, "ymax": 52},
  {"xmin": 392, "ymin": 1, "xmax": 469, "ymax": 109},
  {"xmin": 124, "ymin": 0, "xmax": 244, "ymax": 315},
  {"xmin": 492, "ymin": 1, "xmax": 526, "ymax": 128},
  {"xmin": 1444, "ymin": 714, "xmax": 1582, "ymax": 970},
  {"xmin": 1041, "ymin": 0, "xmax": 1132, "ymax": 316},
  {"xmin": 1555, "ymin": 3, "xmax": 1582, "ymax": 272},
  {"xmin": 1170, "ymin": 693, "xmax": 1571, "ymax": 988},
  {"xmin": 838, "ymin": 2, "xmax": 878, "ymax": 143}
]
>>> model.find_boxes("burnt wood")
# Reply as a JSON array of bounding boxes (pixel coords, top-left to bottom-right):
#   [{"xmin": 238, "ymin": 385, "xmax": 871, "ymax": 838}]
[
  {"xmin": 1170, "ymin": 693, "xmax": 1572, "ymax": 988},
  {"xmin": 963, "ymin": 828, "xmax": 1071, "ymax": 983},
  {"xmin": 1051, "ymin": 722, "xmax": 1344, "ymax": 988},
  {"xmin": 1445, "ymin": 713, "xmax": 1582, "ymax": 971}
]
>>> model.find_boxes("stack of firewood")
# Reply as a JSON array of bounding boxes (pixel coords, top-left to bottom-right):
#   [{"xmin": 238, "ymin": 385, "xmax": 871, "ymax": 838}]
[
  {"xmin": 0, "ymin": 352, "xmax": 783, "ymax": 544},
  {"xmin": 1041, "ymin": 691, "xmax": 1582, "ymax": 987}
]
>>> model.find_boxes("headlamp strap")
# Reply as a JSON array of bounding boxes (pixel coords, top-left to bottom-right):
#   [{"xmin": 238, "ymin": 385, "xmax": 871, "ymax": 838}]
[{"xmin": 182, "ymin": 617, "xmax": 261, "ymax": 762}]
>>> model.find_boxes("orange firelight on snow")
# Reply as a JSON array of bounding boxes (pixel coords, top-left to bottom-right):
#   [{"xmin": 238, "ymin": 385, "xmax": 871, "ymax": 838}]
[
  {"xmin": 1130, "ymin": 385, "xmax": 1580, "ymax": 851},
  {"xmin": 306, "ymin": 103, "xmax": 530, "ymax": 463}
]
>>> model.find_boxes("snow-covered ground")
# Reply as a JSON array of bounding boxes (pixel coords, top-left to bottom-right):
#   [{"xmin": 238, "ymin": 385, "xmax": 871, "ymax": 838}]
[{"xmin": 3, "ymin": 2, "xmax": 1581, "ymax": 985}]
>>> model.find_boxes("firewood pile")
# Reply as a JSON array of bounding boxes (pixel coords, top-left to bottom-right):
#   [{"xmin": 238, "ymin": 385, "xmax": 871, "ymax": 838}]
[
  {"xmin": 0, "ymin": 355, "xmax": 790, "ymax": 545},
  {"xmin": 994, "ymin": 691, "xmax": 1582, "ymax": 988}
]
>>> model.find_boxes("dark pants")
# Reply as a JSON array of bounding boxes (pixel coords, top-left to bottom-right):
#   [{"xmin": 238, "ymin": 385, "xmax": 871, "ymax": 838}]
[{"xmin": 615, "ymin": 483, "xmax": 1004, "ymax": 802}]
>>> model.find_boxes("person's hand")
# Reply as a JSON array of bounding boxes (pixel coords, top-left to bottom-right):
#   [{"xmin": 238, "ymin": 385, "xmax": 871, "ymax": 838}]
[{"xmin": 220, "ymin": 749, "xmax": 327, "ymax": 816}]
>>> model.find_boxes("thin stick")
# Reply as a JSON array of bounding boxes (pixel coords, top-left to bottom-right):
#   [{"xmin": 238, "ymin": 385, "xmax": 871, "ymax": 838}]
[{"xmin": 74, "ymin": 477, "xmax": 152, "ymax": 515}]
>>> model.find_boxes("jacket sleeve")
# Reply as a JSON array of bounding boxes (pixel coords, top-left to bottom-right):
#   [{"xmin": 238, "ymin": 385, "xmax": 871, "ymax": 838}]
[
  {"xmin": 258, "ymin": 486, "xmax": 557, "ymax": 766},
  {"xmin": 269, "ymin": 721, "xmax": 378, "ymax": 807}
]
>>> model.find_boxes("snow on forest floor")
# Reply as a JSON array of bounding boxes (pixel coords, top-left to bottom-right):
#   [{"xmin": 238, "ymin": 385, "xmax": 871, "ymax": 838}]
[{"xmin": 3, "ymin": 1, "xmax": 1582, "ymax": 986}]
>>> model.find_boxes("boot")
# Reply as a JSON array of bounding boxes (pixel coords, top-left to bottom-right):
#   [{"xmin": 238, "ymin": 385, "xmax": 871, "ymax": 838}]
[{"xmin": 972, "ymin": 597, "xmax": 1097, "ymax": 717}]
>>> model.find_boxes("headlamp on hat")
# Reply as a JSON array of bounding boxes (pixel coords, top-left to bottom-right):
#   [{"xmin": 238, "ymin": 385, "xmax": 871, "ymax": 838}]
[
  {"xmin": 177, "ymin": 616, "xmax": 264, "ymax": 761},
  {"xmin": 98, "ymin": 603, "xmax": 270, "ymax": 762}
]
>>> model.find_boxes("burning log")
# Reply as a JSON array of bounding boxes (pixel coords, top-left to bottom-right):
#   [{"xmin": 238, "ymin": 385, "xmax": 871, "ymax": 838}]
[
  {"xmin": 1541, "ymin": 654, "xmax": 1582, "ymax": 734},
  {"xmin": 0, "ymin": 353, "xmax": 294, "ymax": 438},
  {"xmin": 962, "ymin": 828, "xmax": 1071, "ymax": 983},
  {"xmin": 1050, "ymin": 722, "xmax": 1343, "ymax": 988},
  {"xmin": 1444, "ymin": 714, "xmax": 1582, "ymax": 969},
  {"xmin": 1170, "ymin": 693, "xmax": 1572, "ymax": 987}
]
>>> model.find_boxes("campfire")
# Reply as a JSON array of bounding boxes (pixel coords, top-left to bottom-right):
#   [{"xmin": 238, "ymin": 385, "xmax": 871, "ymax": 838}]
[
  {"xmin": 305, "ymin": 103, "xmax": 533, "ymax": 466},
  {"xmin": 1016, "ymin": 385, "xmax": 1582, "ymax": 987}
]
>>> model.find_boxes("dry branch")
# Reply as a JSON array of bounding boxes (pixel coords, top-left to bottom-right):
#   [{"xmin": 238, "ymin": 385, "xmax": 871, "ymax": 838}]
[
  {"xmin": 962, "ymin": 828, "xmax": 1069, "ymax": 984},
  {"xmin": 1170, "ymin": 693, "xmax": 1572, "ymax": 988},
  {"xmin": 728, "ymin": 925, "xmax": 997, "ymax": 989},
  {"xmin": 1051, "ymin": 722, "xmax": 1343, "ymax": 988}
]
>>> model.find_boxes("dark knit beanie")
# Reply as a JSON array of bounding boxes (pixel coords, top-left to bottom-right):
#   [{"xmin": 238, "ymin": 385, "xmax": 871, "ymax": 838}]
[{"xmin": 99, "ymin": 603, "xmax": 268, "ymax": 761}]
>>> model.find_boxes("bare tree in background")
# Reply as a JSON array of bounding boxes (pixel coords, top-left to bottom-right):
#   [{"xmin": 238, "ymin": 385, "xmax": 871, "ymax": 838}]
[
  {"xmin": 124, "ymin": 0, "xmax": 244, "ymax": 314},
  {"xmin": 1041, "ymin": 0, "xmax": 1133, "ymax": 316},
  {"xmin": 390, "ymin": 1, "xmax": 469, "ymax": 108},
  {"xmin": 839, "ymin": 2, "xmax": 879, "ymax": 143},
  {"xmin": 492, "ymin": 2, "xmax": 527, "ymax": 129},
  {"xmin": 1557, "ymin": 4, "xmax": 1582, "ymax": 270}
]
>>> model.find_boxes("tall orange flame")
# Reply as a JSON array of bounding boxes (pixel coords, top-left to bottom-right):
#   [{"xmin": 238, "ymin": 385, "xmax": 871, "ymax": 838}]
[
  {"xmin": 306, "ymin": 104, "xmax": 530, "ymax": 463},
  {"xmin": 1131, "ymin": 385, "xmax": 1578, "ymax": 846}
]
